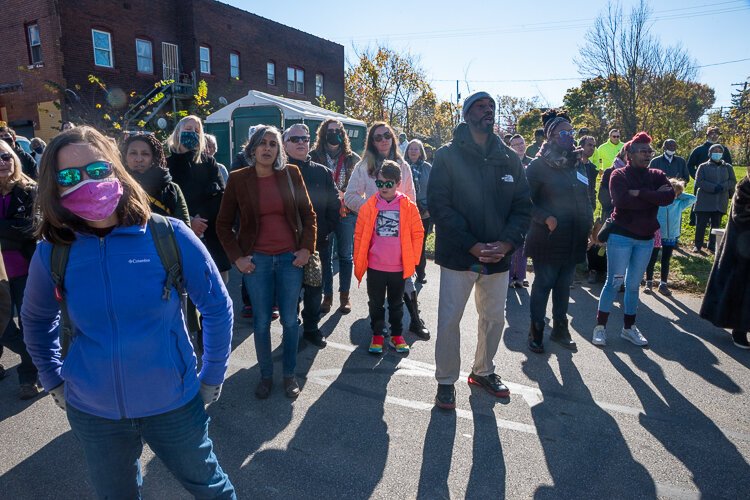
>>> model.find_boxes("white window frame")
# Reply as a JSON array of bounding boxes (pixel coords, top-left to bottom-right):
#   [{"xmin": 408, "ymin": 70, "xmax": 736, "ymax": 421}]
[
  {"xmin": 230, "ymin": 52, "xmax": 240, "ymax": 79},
  {"xmin": 28, "ymin": 24, "xmax": 42, "ymax": 64},
  {"xmin": 199, "ymin": 45, "xmax": 211, "ymax": 74},
  {"xmin": 287, "ymin": 66, "xmax": 304, "ymax": 94},
  {"xmin": 315, "ymin": 73, "xmax": 324, "ymax": 97},
  {"xmin": 92, "ymin": 29, "xmax": 113, "ymax": 68},
  {"xmin": 135, "ymin": 38, "xmax": 153, "ymax": 74},
  {"xmin": 267, "ymin": 61, "xmax": 276, "ymax": 85}
]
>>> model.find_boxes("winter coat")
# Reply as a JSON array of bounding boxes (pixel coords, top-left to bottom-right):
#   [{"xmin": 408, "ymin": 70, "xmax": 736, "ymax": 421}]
[
  {"xmin": 289, "ymin": 156, "xmax": 339, "ymax": 249},
  {"xmin": 354, "ymin": 193, "xmax": 423, "ymax": 282},
  {"xmin": 581, "ymin": 160, "xmax": 598, "ymax": 210},
  {"xmin": 130, "ymin": 166, "xmax": 190, "ymax": 226},
  {"xmin": 344, "ymin": 156, "xmax": 416, "ymax": 213},
  {"xmin": 649, "ymin": 154, "xmax": 690, "ymax": 182},
  {"xmin": 409, "ymin": 159, "xmax": 432, "ymax": 217},
  {"xmin": 309, "ymin": 148, "xmax": 361, "ymax": 193},
  {"xmin": 426, "ymin": 123, "xmax": 532, "ymax": 274},
  {"xmin": 694, "ymin": 160, "xmax": 736, "ymax": 213},
  {"xmin": 700, "ymin": 175, "xmax": 750, "ymax": 331},
  {"xmin": 656, "ymin": 193, "xmax": 696, "ymax": 242},
  {"xmin": 215, "ymin": 164, "xmax": 316, "ymax": 263},
  {"xmin": 688, "ymin": 141, "xmax": 732, "ymax": 179},
  {"xmin": 525, "ymin": 145, "xmax": 594, "ymax": 265},
  {"xmin": 167, "ymin": 151, "xmax": 230, "ymax": 271},
  {"xmin": 599, "ymin": 166, "xmax": 616, "ymax": 221},
  {"xmin": 14, "ymin": 146, "xmax": 37, "ymax": 180},
  {"xmin": 21, "ymin": 219, "xmax": 234, "ymax": 419},
  {"xmin": 0, "ymin": 182, "xmax": 37, "ymax": 262}
]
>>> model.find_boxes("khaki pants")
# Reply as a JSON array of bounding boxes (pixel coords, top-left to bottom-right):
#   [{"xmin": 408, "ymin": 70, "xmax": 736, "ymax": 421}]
[{"xmin": 434, "ymin": 267, "xmax": 508, "ymax": 385}]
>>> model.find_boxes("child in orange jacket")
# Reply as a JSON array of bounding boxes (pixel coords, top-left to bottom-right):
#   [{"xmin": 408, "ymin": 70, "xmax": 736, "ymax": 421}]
[{"xmin": 354, "ymin": 161, "xmax": 424, "ymax": 354}]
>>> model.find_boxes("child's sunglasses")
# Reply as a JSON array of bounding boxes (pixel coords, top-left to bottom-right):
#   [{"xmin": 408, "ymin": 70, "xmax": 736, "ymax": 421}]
[
  {"xmin": 0, "ymin": 153, "xmax": 13, "ymax": 162},
  {"xmin": 56, "ymin": 161, "xmax": 114, "ymax": 187},
  {"xmin": 375, "ymin": 180, "xmax": 395, "ymax": 189}
]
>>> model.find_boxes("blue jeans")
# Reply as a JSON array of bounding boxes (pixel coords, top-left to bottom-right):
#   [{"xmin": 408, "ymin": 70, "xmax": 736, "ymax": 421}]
[
  {"xmin": 243, "ymin": 252, "xmax": 303, "ymax": 378},
  {"xmin": 324, "ymin": 212, "xmax": 356, "ymax": 295},
  {"xmin": 598, "ymin": 234, "xmax": 654, "ymax": 316},
  {"xmin": 66, "ymin": 394, "xmax": 235, "ymax": 500},
  {"xmin": 529, "ymin": 261, "xmax": 576, "ymax": 325}
]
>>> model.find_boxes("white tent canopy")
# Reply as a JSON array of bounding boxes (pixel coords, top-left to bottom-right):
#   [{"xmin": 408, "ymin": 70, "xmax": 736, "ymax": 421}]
[{"xmin": 205, "ymin": 90, "xmax": 366, "ymax": 128}]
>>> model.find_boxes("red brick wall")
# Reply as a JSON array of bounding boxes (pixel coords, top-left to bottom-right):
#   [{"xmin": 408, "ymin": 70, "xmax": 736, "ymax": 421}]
[{"xmin": 0, "ymin": 0, "xmax": 66, "ymax": 137}]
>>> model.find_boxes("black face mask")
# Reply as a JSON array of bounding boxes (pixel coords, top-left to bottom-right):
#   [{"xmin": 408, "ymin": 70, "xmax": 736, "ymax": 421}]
[
  {"xmin": 326, "ymin": 130, "xmax": 342, "ymax": 146},
  {"xmin": 1, "ymin": 137, "xmax": 14, "ymax": 147}
]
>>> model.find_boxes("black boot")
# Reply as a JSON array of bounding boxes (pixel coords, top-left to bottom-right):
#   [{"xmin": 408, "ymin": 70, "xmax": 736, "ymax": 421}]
[
  {"xmin": 550, "ymin": 318, "xmax": 577, "ymax": 350},
  {"xmin": 528, "ymin": 322, "xmax": 545, "ymax": 353},
  {"xmin": 404, "ymin": 291, "xmax": 430, "ymax": 340}
]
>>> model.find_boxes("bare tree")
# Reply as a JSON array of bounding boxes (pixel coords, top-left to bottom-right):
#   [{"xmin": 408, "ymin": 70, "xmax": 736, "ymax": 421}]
[{"xmin": 576, "ymin": 0, "xmax": 696, "ymax": 137}]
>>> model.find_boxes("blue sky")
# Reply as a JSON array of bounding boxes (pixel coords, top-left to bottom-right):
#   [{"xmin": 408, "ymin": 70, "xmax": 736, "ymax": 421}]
[{"xmin": 229, "ymin": 0, "xmax": 750, "ymax": 113}]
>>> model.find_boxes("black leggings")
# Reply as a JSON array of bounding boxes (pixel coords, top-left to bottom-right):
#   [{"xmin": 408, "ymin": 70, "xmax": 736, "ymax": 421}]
[
  {"xmin": 366, "ymin": 268, "xmax": 405, "ymax": 335},
  {"xmin": 645, "ymin": 246, "xmax": 675, "ymax": 282}
]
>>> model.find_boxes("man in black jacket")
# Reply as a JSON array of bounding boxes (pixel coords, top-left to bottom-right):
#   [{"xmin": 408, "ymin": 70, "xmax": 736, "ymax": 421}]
[
  {"xmin": 427, "ymin": 91, "xmax": 532, "ymax": 410},
  {"xmin": 687, "ymin": 127, "xmax": 732, "ymax": 179},
  {"xmin": 284, "ymin": 124, "xmax": 339, "ymax": 348},
  {"xmin": 0, "ymin": 127, "xmax": 37, "ymax": 179},
  {"xmin": 650, "ymin": 139, "xmax": 689, "ymax": 182}
]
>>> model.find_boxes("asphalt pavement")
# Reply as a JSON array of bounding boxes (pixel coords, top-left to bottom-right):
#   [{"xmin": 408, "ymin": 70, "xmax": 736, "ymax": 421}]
[{"xmin": 1, "ymin": 260, "xmax": 749, "ymax": 499}]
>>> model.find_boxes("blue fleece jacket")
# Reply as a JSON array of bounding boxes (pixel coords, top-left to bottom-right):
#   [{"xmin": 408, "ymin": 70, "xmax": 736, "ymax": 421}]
[
  {"xmin": 657, "ymin": 192, "xmax": 697, "ymax": 242},
  {"xmin": 21, "ymin": 218, "xmax": 233, "ymax": 419}
]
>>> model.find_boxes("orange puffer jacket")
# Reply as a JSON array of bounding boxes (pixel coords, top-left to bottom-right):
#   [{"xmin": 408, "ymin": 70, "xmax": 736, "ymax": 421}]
[{"xmin": 354, "ymin": 194, "xmax": 424, "ymax": 283}]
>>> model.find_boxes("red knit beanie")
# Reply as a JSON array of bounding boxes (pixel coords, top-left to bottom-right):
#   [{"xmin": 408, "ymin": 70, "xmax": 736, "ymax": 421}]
[{"xmin": 625, "ymin": 131, "xmax": 652, "ymax": 152}]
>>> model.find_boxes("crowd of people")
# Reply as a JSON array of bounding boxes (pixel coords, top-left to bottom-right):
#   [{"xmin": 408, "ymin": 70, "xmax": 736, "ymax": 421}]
[{"xmin": 0, "ymin": 88, "xmax": 746, "ymax": 497}]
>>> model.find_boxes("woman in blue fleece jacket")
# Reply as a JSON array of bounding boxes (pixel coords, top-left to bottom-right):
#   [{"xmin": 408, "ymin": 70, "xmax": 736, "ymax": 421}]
[{"xmin": 21, "ymin": 127, "xmax": 236, "ymax": 499}]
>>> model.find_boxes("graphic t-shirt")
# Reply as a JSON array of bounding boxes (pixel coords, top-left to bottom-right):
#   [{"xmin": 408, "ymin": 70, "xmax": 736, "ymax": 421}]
[{"xmin": 368, "ymin": 193, "xmax": 404, "ymax": 272}]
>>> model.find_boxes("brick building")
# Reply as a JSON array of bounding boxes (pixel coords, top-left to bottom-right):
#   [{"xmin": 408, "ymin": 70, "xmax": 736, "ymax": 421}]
[{"xmin": 0, "ymin": 0, "xmax": 344, "ymax": 141}]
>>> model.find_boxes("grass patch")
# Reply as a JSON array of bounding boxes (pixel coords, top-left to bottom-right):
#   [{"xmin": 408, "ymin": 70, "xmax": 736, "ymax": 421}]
[{"xmin": 423, "ymin": 166, "xmax": 746, "ymax": 294}]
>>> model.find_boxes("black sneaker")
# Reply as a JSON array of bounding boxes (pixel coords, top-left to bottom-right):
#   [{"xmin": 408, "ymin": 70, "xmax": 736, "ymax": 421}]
[
  {"xmin": 467, "ymin": 372, "xmax": 510, "ymax": 398},
  {"xmin": 435, "ymin": 384, "xmax": 456, "ymax": 410},
  {"xmin": 732, "ymin": 330, "xmax": 750, "ymax": 350},
  {"xmin": 303, "ymin": 330, "xmax": 327, "ymax": 348}
]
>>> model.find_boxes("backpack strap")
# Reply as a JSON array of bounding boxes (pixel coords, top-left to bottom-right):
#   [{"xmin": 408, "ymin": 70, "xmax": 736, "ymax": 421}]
[
  {"xmin": 147, "ymin": 213, "xmax": 186, "ymax": 301},
  {"xmin": 50, "ymin": 244, "xmax": 73, "ymax": 358}
]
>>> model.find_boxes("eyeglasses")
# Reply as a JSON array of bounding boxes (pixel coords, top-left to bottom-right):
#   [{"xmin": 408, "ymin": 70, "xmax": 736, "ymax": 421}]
[
  {"xmin": 0, "ymin": 153, "xmax": 12, "ymax": 162},
  {"xmin": 558, "ymin": 130, "xmax": 576, "ymax": 138},
  {"xmin": 635, "ymin": 149, "xmax": 655, "ymax": 155},
  {"xmin": 56, "ymin": 161, "xmax": 114, "ymax": 187},
  {"xmin": 375, "ymin": 180, "xmax": 395, "ymax": 189},
  {"xmin": 373, "ymin": 132, "xmax": 393, "ymax": 143},
  {"xmin": 287, "ymin": 136, "xmax": 310, "ymax": 144}
]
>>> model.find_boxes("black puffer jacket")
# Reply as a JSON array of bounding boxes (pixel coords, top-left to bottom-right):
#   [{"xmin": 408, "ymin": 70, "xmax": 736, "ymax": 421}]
[
  {"xmin": 288, "ymin": 156, "xmax": 339, "ymax": 250},
  {"xmin": 167, "ymin": 151, "xmax": 230, "ymax": 271},
  {"xmin": 427, "ymin": 123, "xmax": 531, "ymax": 274},
  {"xmin": 525, "ymin": 143, "xmax": 594, "ymax": 265},
  {"xmin": 0, "ymin": 182, "xmax": 37, "ymax": 260}
]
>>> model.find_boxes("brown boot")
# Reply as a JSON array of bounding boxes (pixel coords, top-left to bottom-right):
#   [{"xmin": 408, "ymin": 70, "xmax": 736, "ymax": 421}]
[
  {"xmin": 321, "ymin": 294, "xmax": 333, "ymax": 314},
  {"xmin": 339, "ymin": 292, "xmax": 352, "ymax": 314}
]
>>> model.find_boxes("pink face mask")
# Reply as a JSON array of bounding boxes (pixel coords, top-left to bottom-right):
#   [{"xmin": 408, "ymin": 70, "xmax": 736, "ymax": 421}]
[{"xmin": 60, "ymin": 178, "xmax": 123, "ymax": 222}]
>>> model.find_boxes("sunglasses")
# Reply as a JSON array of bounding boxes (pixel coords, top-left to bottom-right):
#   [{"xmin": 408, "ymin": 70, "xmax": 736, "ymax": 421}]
[
  {"xmin": 56, "ymin": 161, "xmax": 114, "ymax": 187},
  {"xmin": 373, "ymin": 132, "xmax": 393, "ymax": 142},
  {"xmin": 611, "ymin": 135, "xmax": 621, "ymax": 138},
  {"xmin": 287, "ymin": 136, "xmax": 310, "ymax": 144},
  {"xmin": 0, "ymin": 153, "xmax": 12, "ymax": 162},
  {"xmin": 558, "ymin": 130, "xmax": 577, "ymax": 138},
  {"xmin": 375, "ymin": 180, "xmax": 395, "ymax": 189}
]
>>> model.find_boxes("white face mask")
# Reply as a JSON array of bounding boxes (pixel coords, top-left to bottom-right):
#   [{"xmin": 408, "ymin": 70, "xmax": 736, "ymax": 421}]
[{"xmin": 664, "ymin": 150, "xmax": 675, "ymax": 157}]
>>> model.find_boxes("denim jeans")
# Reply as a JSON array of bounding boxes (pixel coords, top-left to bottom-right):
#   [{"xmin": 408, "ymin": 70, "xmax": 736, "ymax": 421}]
[
  {"xmin": 0, "ymin": 275, "xmax": 38, "ymax": 385},
  {"xmin": 66, "ymin": 394, "xmax": 235, "ymax": 500},
  {"xmin": 598, "ymin": 234, "xmax": 654, "ymax": 316},
  {"xmin": 324, "ymin": 212, "xmax": 356, "ymax": 295},
  {"xmin": 243, "ymin": 252, "xmax": 303, "ymax": 378},
  {"xmin": 529, "ymin": 261, "xmax": 576, "ymax": 325}
]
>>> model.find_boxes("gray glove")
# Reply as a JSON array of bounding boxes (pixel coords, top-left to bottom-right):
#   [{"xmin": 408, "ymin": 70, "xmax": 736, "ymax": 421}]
[
  {"xmin": 200, "ymin": 383, "xmax": 222, "ymax": 406},
  {"xmin": 48, "ymin": 383, "xmax": 66, "ymax": 411}
]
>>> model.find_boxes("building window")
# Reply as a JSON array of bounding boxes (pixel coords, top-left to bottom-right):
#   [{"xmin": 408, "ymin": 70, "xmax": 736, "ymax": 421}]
[
  {"xmin": 230, "ymin": 52, "xmax": 240, "ymax": 79},
  {"xmin": 199, "ymin": 45, "xmax": 211, "ymax": 74},
  {"xmin": 267, "ymin": 61, "xmax": 275, "ymax": 85},
  {"xmin": 315, "ymin": 73, "xmax": 324, "ymax": 97},
  {"xmin": 27, "ymin": 23, "xmax": 42, "ymax": 64},
  {"xmin": 287, "ymin": 67, "xmax": 304, "ymax": 94},
  {"xmin": 135, "ymin": 39, "xmax": 153, "ymax": 74},
  {"xmin": 92, "ymin": 29, "xmax": 113, "ymax": 68}
]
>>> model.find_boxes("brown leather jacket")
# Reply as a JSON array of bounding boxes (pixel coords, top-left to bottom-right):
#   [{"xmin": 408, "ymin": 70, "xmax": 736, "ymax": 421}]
[{"xmin": 216, "ymin": 165, "xmax": 317, "ymax": 264}]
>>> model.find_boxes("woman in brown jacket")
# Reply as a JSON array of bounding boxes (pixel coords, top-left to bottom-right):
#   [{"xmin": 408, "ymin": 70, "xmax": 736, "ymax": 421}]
[{"xmin": 216, "ymin": 125, "xmax": 316, "ymax": 399}]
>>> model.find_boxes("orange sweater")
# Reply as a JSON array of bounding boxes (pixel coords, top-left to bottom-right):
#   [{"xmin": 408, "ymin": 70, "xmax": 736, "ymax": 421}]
[{"xmin": 354, "ymin": 194, "xmax": 424, "ymax": 282}]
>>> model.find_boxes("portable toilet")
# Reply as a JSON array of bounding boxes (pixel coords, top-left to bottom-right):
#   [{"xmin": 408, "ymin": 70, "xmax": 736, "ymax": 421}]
[{"xmin": 205, "ymin": 90, "xmax": 367, "ymax": 168}]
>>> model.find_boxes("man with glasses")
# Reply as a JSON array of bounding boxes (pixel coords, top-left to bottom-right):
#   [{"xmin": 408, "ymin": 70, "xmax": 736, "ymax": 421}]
[
  {"xmin": 428, "ymin": 91, "xmax": 531, "ymax": 410},
  {"xmin": 591, "ymin": 128, "xmax": 624, "ymax": 172},
  {"xmin": 283, "ymin": 124, "xmax": 339, "ymax": 348}
]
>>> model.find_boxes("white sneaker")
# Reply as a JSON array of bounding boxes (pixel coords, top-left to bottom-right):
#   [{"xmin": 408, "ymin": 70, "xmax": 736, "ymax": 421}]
[
  {"xmin": 592, "ymin": 325, "xmax": 607, "ymax": 346},
  {"xmin": 621, "ymin": 325, "xmax": 648, "ymax": 346}
]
